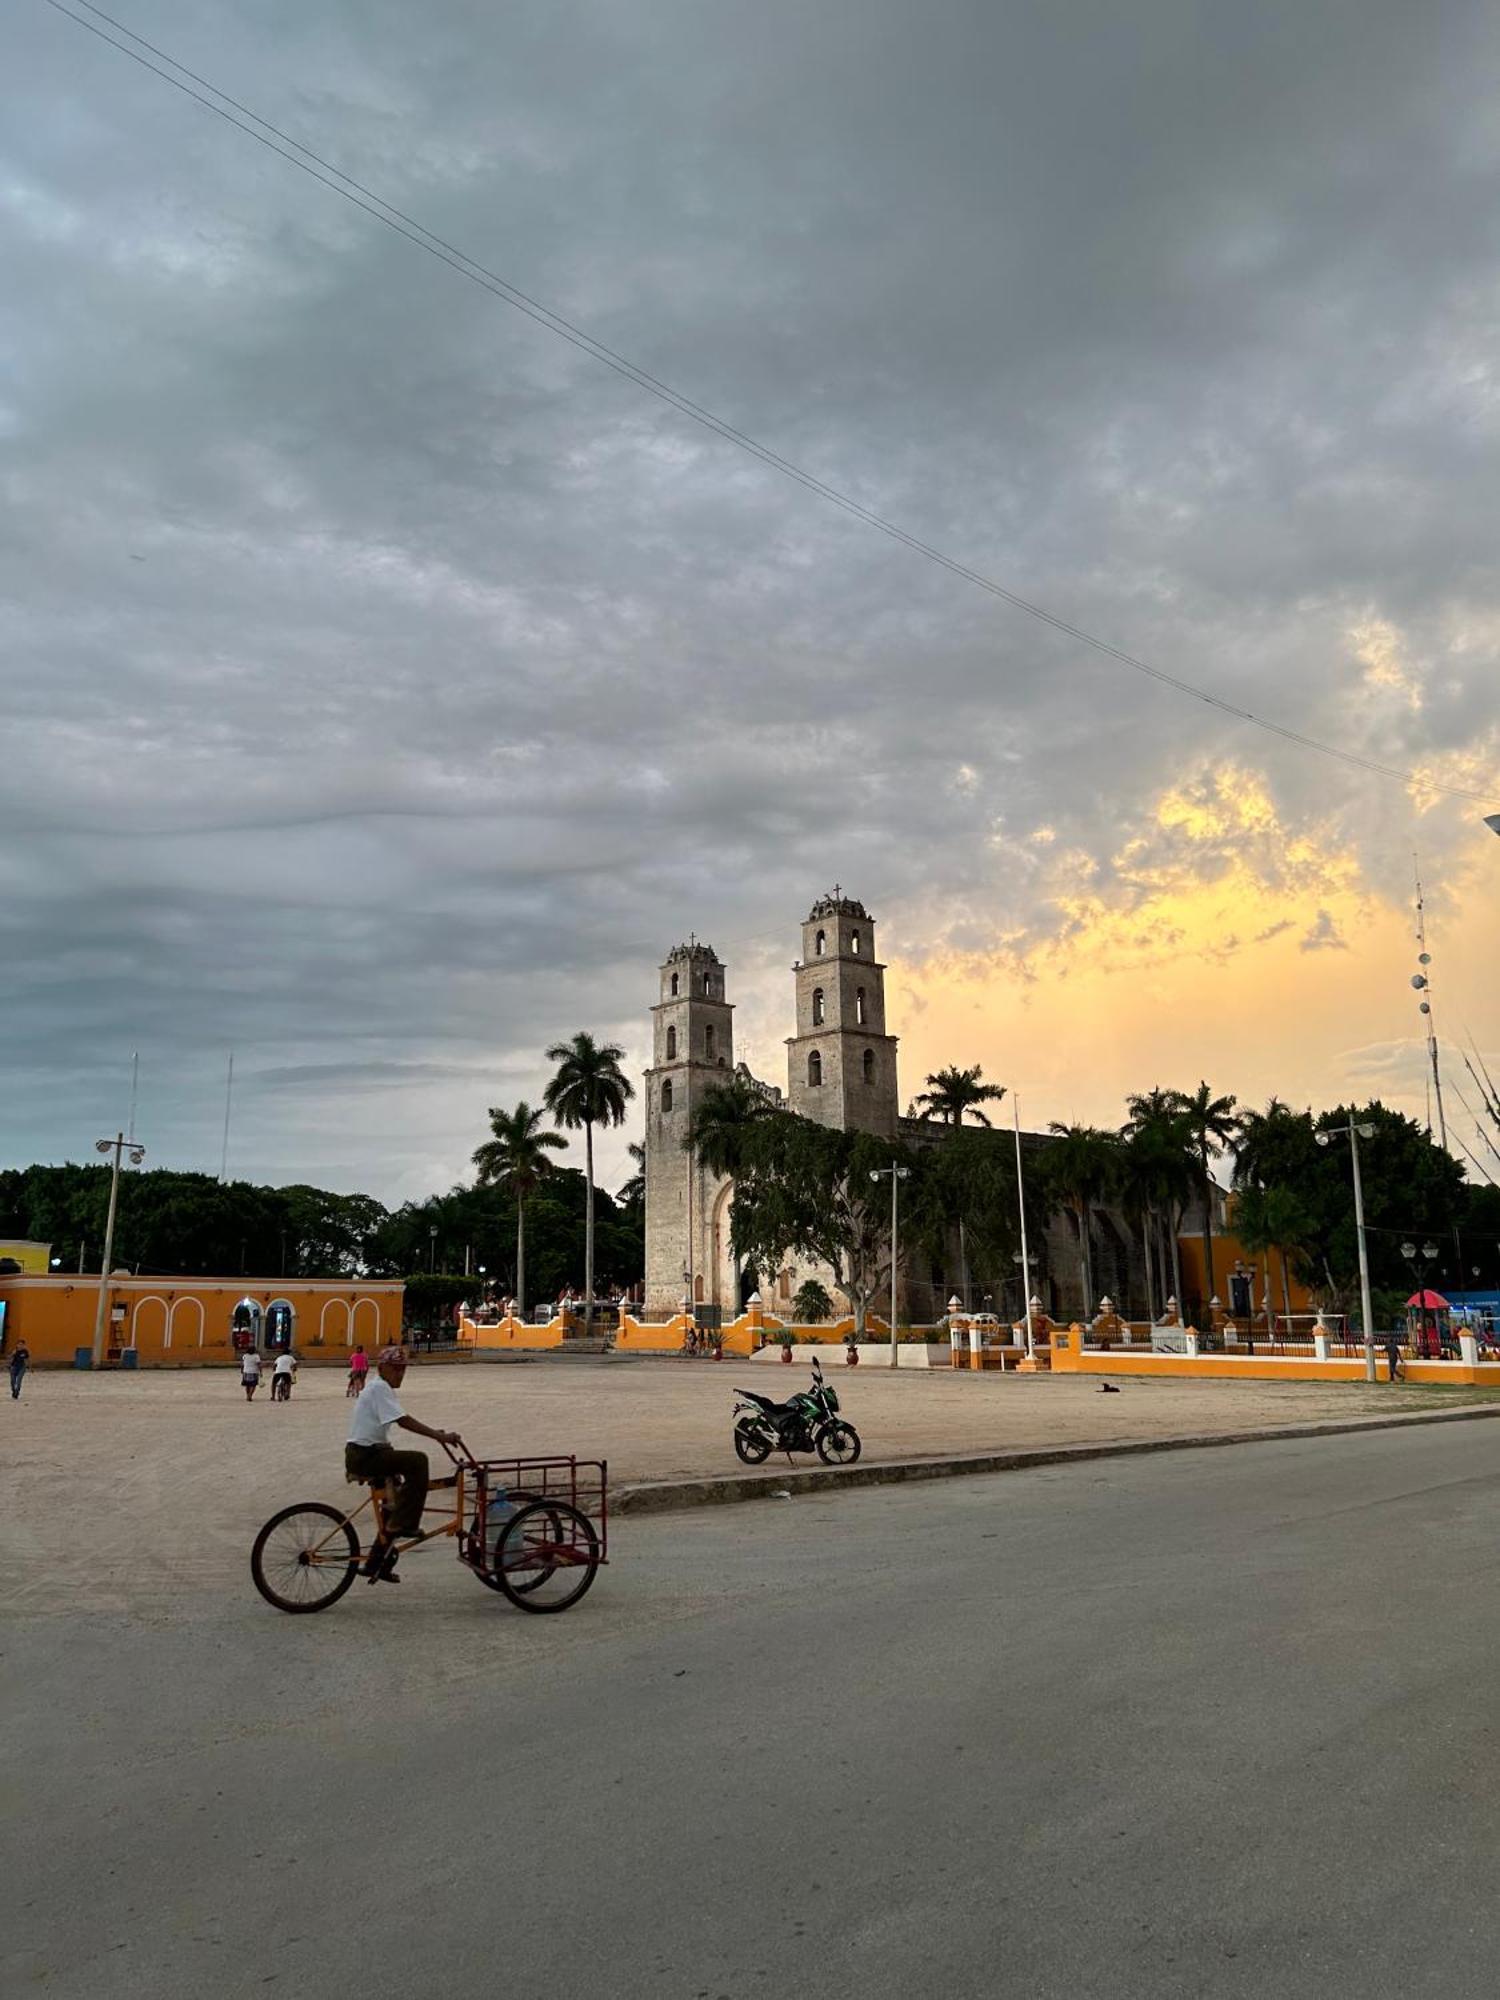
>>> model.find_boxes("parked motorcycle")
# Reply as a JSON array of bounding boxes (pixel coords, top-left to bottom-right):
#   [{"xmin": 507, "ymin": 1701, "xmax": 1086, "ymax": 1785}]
[{"xmin": 732, "ymin": 1359, "xmax": 862, "ymax": 1466}]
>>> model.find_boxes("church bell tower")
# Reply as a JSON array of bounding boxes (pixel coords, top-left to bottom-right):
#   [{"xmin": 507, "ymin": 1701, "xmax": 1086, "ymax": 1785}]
[
  {"xmin": 643, "ymin": 940, "xmax": 734, "ymax": 1311},
  {"xmin": 786, "ymin": 891, "xmax": 899, "ymax": 1138}
]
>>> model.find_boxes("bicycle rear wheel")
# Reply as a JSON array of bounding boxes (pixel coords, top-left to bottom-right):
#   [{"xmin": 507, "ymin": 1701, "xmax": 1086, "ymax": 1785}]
[
  {"xmin": 252, "ymin": 1503, "xmax": 359, "ymax": 1613},
  {"xmin": 492, "ymin": 1500, "xmax": 600, "ymax": 1614}
]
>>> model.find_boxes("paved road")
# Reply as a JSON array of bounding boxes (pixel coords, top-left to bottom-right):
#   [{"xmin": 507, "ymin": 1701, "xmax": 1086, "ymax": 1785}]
[{"xmin": 7, "ymin": 1423, "xmax": 1500, "ymax": 1997}]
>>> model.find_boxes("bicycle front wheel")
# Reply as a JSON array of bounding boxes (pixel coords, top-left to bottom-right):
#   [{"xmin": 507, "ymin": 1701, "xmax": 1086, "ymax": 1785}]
[
  {"xmin": 252, "ymin": 1502, "xmax": 359, "ymax": 1613},
  {"xmin": 492, "ymin": 1500, "xmax": 600, "ymax": 1614}
]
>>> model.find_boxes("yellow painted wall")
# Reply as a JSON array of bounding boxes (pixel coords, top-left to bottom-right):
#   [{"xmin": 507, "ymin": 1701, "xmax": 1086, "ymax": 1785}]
[
  {"xmin": 1177, "ymin": 1228, "xmax": 1315, "ymax": 1316},
  {"xmin": 0, "ymin": 1240, "xmax": 53, "ymax": 1275},
  {"xmin": 0, "ymin": 1275, "xmax": 404, "ymax": 1366}
]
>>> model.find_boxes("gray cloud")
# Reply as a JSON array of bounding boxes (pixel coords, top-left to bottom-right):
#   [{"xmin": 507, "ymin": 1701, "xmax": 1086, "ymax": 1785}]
[
  {"xmin": 1299, "ymin": 910, "xmax": 1350, "ymax": 953},
  {"xmin": 4, "ymin": 0, "xmax": 1500, "ymax": 1196}
]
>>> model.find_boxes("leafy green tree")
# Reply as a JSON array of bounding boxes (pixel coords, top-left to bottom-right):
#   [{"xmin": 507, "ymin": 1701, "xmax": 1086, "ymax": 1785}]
[
  {"xmin": 472, "ymin": 1101, "xmax": 567, "ymax": 1317},
  {"xmin": 544, "ymin": 1033, "xmax": 634, "ymax": 1326},
  {"xmin": 723, "ymin": 1113, "xmax": 921, "ymax": 1335},
  {"xmin": 1233, "ymin": 1183, "xmax": 1317, "ymax": 1325}
]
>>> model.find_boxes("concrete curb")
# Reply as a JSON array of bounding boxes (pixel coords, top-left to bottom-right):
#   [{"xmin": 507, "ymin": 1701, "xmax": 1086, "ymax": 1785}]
[{"xmin": 613, "ymin": 1400, "xmax": 1500, "ymax": 1515}]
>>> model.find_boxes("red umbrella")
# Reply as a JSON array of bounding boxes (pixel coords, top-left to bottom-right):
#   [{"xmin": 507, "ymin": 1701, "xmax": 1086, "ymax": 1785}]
[{"xmin": 1405, "ymin": 1289, "xmax": 1450, "ymax": 1310}]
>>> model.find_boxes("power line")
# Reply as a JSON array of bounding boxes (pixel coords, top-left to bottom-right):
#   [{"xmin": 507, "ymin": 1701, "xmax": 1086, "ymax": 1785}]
[{"xmin": 35, "ymin": 0, "xmax": 1500, "ymax": 810}]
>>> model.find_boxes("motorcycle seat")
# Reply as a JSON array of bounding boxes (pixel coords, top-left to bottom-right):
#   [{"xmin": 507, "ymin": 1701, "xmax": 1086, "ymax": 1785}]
[{"xmin": 736, "ymin": 1389, "xmax": 793, "ymax": 1416}]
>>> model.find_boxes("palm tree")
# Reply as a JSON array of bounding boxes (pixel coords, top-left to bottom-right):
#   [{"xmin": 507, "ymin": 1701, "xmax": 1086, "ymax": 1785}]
[
  {"xmin": 1234, "ymin": 1184, "xmax": 1316, "ymax": 1334},
  {"xmin": 472, "ymin": 1101, "xmax": 566, "ymax": 1318},
  {"xmin": 1122, "ymin": 1090, "xmax": 1198, "ymax": 1321},
  {"xmin": 686, "ymin": 1075, "xmax": 771, "ymax": 1179},
  {"xmin": 615, "ymin": 1141, "xmax": 646, "ymax": 1218},
  {"xmin": 914, "ymin": 1064, "xmax": 1008, "ymax": 1304},
  {"xmin": 1045, "ymin": 1124, "xmax": 1119, "ymax": 1318},
  {"xmin": 915, "ymin": 1065, "xmax": 1007, "ymax": 1127},
  {"xmin": 1170, "ymin": 1082, "xmax": 1239, "ymax": 1314},
  {"xmin": 544, "ymin": 1033, "xmax": 634, "ymax": 1329}
]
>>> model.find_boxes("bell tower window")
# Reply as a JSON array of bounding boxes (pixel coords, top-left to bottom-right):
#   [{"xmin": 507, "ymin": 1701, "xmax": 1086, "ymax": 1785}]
[
  {"xmin": 814, "ymin": 929, "xmax": 826, "ymax": 956},
  {"xmin": 661, "ymin": 1079, "xmax": 674, "ymax": 1112},
  {"xmin": 863, "ymin": 1048, "xmax": 875, "ymax": 1084},
  {"xmin": 811, "ymin": 987, "xmax": 825, "ymax": 1026},
  {"xmin": 850, "ymin": 931, "xmax": 861, "ymax": 954},
  {"xmin": 855, "ymin": 987, "xmax": 866, "ymax": 1025},
  {"xmin": 670, "ymin": 972, "xmax": 679, "ymax": 996},
  {"xmin": 808, "ymin": 1050, "xmax": 823, "ymax": 1088},
  {"xmin": 704, "ymin": 1024, "xmax": 715, "ymax": 1060},
  {"xmin": 665, "ymin": 1026, "xmax": 677, "ymax": 1060}
]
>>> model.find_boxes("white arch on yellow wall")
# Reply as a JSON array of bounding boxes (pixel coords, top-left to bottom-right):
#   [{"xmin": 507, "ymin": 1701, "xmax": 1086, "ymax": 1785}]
[
  {"xmin": 709, "ymin": 1181, "xmax": 735, "ymax": 1312},
  {"xmin": 351, "ymin": 1296, "xmax": 381, "ymax": 1345},
  {"xmin": 170, "ymin": 1297, "xmax": 206, "ymax": 1348},
  {"xmin": 133, "ymin": 1295, "xmax": 170, "ymax": 1350},
  {"xmin": 319, "ymin": 1298, "xmax": 351, "ymax": 1346}
]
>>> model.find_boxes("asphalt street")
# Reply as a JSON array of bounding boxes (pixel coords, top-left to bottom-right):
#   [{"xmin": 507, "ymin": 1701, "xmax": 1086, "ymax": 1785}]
[{"xmin": 7, "ymin": 1422, "xmax": 1500, "ymax": 1998}]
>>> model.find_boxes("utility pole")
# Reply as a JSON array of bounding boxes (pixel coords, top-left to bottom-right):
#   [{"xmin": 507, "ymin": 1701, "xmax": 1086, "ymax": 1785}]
[
  {"xmin": 92, "ymin": 1132, "xmax": 146, "ymax": 1367},
  {"xmin": 1317, "ymin": 1121, "xmax": 1377, "ymax": 1381},
  {"xmin": 869, "ymin": 1162, "xmax": 911, "ymax": 1368}
]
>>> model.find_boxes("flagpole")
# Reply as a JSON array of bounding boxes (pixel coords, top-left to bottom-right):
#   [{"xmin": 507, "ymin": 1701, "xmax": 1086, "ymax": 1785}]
[{"xmin": 1013, "ymin": 1095, "xmax": 1034, "ymax": 1357}]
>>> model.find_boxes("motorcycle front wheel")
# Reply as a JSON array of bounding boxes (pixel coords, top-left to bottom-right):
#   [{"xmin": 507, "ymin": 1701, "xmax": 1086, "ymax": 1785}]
[
  {"xmin": 815, "ymin": 1422, "xmax": 861, "ymax": 1466},
  {"xmin": 733, "ymin": 1422, "xmax": 774, "ymax": 1465}
]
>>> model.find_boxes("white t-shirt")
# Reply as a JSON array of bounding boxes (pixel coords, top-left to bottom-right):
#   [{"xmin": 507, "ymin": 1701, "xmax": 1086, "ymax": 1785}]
[
  {"xmin": 241, "ymin": 1352, "xmax": 262, "ymax": 1378},
  {"xmin": 348, "ymin": 1376, "xmax": 405, "ymax": 1448},
  {"xmin": 273, "ymin": 1352, "xmax": 296, "ymax": 1376}
]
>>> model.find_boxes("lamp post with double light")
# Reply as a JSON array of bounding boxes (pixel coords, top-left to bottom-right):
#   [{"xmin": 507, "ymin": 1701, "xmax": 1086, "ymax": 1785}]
[
  {"xmin": 92, "ymin": 1133, "xmax": 146, "ymax": 1368},
  {"xmin": 1316, "ymin": 1119, "xmax": 1377, "ymax": 1380},
  {"xmin": 1401, "ymin": 1239, "xmax": 1441, "ymax": 1358},
  {"xmin": 869, "ymin": 1163, "xmax": 911, "ymax": 1369}
]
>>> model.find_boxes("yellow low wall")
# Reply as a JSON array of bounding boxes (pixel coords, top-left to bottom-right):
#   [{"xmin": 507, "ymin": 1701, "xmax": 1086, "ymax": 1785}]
[
  {"xmin": 1049, "ymin": 1325, "xmax": 1500, "ymax": 1387},
  {"xmin": 464, "ymin": 1308, "xmax": 761, "ymax": 1357}
]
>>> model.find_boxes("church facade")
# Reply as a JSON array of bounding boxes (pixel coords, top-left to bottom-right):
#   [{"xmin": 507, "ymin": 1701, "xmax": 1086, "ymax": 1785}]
[
  {"xmin": 643, "ymin": 893, "xmax": 900, "ymax": 1315},
  {"xmin": 642, "ymin": 891, "xmax": 1159, "ymax": 1323}
]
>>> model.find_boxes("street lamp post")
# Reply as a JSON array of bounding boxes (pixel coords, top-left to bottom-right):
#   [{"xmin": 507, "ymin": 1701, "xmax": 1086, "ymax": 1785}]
[
  {"xmin": 869, "ymin": 1163, "xmax": 911, "ymax": 1369},
  {"xmin": 1401, "ymin": 1239, "xmax": 1442, "ymax": 1358},
  {"xmin": 92, "ymin": 1132, "xmax": 146, "ymax": 1368},
  {"xmin": 429, "ymin": 1224, "xmax": 438, "ymax": 1275},
  {"xmin": 1316, "ymin": 1121, "xmax": 1377, "ymax": 1380}
]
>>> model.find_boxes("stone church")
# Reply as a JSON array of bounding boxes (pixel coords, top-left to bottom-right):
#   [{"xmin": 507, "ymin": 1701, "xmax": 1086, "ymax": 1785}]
[
  {"xmin": 644, "ymin": 893, "xmax": 903, "ymax": 1315},
  {"xmin": 643, "ymin": 890, "xmax": 1157, "ymax": 1322}
]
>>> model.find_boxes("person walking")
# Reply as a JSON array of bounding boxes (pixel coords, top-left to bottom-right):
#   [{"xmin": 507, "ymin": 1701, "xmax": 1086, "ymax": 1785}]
[
  {"xmin": 347, "ymin": 1343, "xmax": 369, "ymax": 1397},
  {"xmin": 345, "ymin": 1345, "xmax": 461, "ymax": 1581},
  {"xmin": 240, "ymin": 1347, "xmax": 263, "ymax": 1402},
  {"xmin": 9, "ymin": 1340, "xmax": 30, "ymax": 1400},
  {"xmin": 1384, "ymin": 1331, "xmax": 1403, "ymax": 1384},
  {"xmin": 271, "ymin": 1349, "xmax": 298, "ymax": 1402}
]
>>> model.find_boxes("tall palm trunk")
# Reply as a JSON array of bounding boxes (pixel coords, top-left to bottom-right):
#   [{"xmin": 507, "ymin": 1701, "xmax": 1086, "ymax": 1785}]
[
  {"xmin": 1200, "ymin": 1153, "xmax": 1216, "ymax": 1317},
  {"xmin": 1279, "ymin": 1248, "xmax": 1292, "ymax": 1330},
  {"xmin": 1141, "ymin": 1215, "xmax": 1157, "ymax": 1320},
  {"xmin": 1169, "ymin": 1211, "xmax": 1185, "ymax": 1323},
  {"xmin": 583, "ymin": 1117, "xmax": 595, "ymax": 1331}
]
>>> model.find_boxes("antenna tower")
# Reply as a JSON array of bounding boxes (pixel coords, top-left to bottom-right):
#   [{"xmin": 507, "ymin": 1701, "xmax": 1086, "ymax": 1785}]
[{"xmin": 1411, "ymin": 861, "xmax": 1449, "ymax": 1152}]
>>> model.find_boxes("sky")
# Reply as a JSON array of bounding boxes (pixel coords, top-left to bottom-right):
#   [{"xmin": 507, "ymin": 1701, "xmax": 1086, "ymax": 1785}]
[{"xmin": 4, "ymin": 0, "xmax": 1499, "ymax": 1208}]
